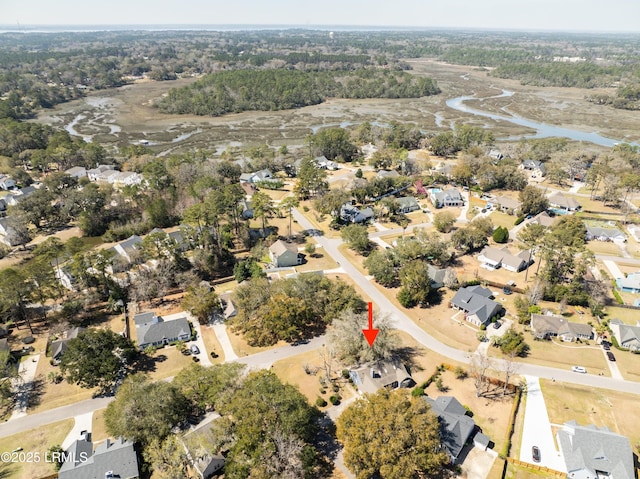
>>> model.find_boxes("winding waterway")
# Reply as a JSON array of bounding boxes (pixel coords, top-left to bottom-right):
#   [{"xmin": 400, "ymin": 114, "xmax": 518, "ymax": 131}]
[{"xmin": 446, "ymin": 90, "xmax": 637, "ymax": 148}]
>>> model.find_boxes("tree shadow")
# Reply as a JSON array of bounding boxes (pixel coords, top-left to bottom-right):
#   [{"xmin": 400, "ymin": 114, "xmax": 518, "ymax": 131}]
[
  {"xmin": 312, "ymin": 414, "xmax": 339, "ymax": 477},
  {"xmin": 132, "ymin": 353, "xmax": 159, "ymax": 373},
  {"xmin": 25, "ymin": 376, "xmax": 46, "ymax": 409},
  {"xmin": 393, "ymin": 346, "xmax": 422, "ymax": 373}
]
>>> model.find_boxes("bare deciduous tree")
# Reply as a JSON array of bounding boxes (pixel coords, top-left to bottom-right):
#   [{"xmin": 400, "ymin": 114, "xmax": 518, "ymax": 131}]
[{"xmin": 470, "ymin": 350, "xmax": 492, "ymax": 397}]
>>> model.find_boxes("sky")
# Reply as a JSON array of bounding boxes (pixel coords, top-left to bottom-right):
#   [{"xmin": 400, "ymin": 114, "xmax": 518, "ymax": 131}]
[{"xmin": 2, "ymin": 0, "xmax": 640, "ymax": 33}]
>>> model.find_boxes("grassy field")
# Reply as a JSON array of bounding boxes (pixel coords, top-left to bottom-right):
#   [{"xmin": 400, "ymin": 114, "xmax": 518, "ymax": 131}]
[
  {"xmin": 540, "ymin": 378, "xmax": 640, "ymax": 449},
  {"xmin": 488, "ymin": 211, "xmax": 518, "ymax": 230},
  {"xmin": 0, "ymin": 419, "xmax": 74, "ymax": 479},
  {"xmin": 91, "ymin": 408, "xmax": 109, "ymax": 443}
]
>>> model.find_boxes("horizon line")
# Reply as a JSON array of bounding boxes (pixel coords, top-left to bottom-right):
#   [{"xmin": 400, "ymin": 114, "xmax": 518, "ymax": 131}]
[{"xmin": 1, "ymin": 23, "xmax": 639, "ymax": 35}]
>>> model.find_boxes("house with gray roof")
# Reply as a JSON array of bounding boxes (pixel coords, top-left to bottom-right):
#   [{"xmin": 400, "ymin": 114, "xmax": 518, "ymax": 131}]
[
  {"xmin": 450, "ymin": 285, "xmax": 503, "ymax": 327},
  {"xmin": 0, "ymin": 175, "xmax": 16, "ymax": 190},
  {"xmin": 111, "ymin": 235, "xmax": 143, "ymax": 263},
  {"xmin": 430, "ymin": 188, "xmax": 464, "ymax": 208},
  {"xmin": 426, "ymin": 396, "xmax": 492, "ymax": 464},
  {"xmin": 133, "ymin": 311, "xmax": 158, "ymax": 327},
  {"xmin": 396, "ymin": 196, "xmax": 420, "ymax": 214},
  {"xmin": 557, "ymin": 421, "xmax": 634, "ymax": 479},
  {"xmin": 616, "ymin": 272, "xmax": 640, "ymax": 293},
  {"xmin": 548, "ymin": 192, "xmax": 581, "ymax": 212},
  {"xmin": 58, "ymin": 433, "xmax": 140, "ymax": 479},
  {"xmin": 64, "ymin": 166, "xmax": 87, "ymax": 179},
  {"xmin": 349, "ymin": 360, "xmax": 414, "ymax": 395},
  {"xmin": 269, "ymin": 240, "xmax": 302, "ymax": 267},
  {"xmin": 427, "ymin": 264, "xmax": 448, "ymax": 289},
  {"xmin": 183, "ymin": 420, "xmax": 226, "ymax": 479},
  {"xmin": 585, "ymin": 225, "xmax": 626, "ymax": 242},
  {"xmin": 609, "ymin": 319, "xmax": 640, "ymax": 351},
  {"xmin": 136, "ymin": 315, "xmax": 191, "ymax": 350},
  {"xmin": 239, "ymin": 169, "xmax": 273, "ymax": 184},
  {"xmin": 530, "ymin": 314, "xmax": 592, "ymax": 342},
  {"xmin": 340, "ymin": 203, "xmax": 374, "ymax": 224},
  {"xmin": 0, "ymin": 217, "xmax": 29, "ymax": 246},
  {"xmin": 519, "ymin": 159, "xmax": 546, "ymax": 176},
  {"xmin": 50, "ymin": 327, "xmax": 85, "ymax": 364},
  {"xmin": 0, "ymin": 338, "xmax": 8, "ymax": 354}
]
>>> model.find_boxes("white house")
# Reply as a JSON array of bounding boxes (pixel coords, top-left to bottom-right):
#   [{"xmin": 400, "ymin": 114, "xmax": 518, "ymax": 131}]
[
  {"xmin": 269, "ymin": 240, "xmax": 302, "ymax": 267},
  {"xmin": 494, "ymin": 196, "xmax": 521, "ymax": 215},
  {"xmin": 548, "ymin": 192, "xmax": 581, "ymax": 212},
  {"xmin": 430, "ymin": 188, "xmax": 464, "ymax": 208},
  {"xmin": 585, "ymin": 225, "xmax": 626, "ymax": 242},
  {"xmin": 64, "ymin": 166, "xmax": 87, "ymax": 179},
  {"xmin": 0, "ymin": 175, "xmax": 16, "ymax": 190},
  {"xmin": 478, "ymin": 246, "xmax": 532, "ymax": 272},
  {"xmin": 113, "ymin": 171, "xmax": 144, "ymax": 186}
]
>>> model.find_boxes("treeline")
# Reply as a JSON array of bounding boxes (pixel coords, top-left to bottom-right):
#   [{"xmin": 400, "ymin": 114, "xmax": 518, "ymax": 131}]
[
  {"xmin": 490, "ymin": 62, "xmax": 631, "ymax": 88},
  {"xmin": 586, "ymin": 84, "xmax": 640, "ymax": 110},
  {"xmin": 155, "ymin": 68, "xmax": 439, "ymax": 116}
]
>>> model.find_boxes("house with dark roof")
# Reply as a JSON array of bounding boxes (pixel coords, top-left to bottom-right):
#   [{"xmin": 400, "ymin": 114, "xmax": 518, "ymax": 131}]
[
  {"xmin": 478, "ymin": 246, "xmax": 533, "ymax": 273},
  {"xmin": 426, "ymin": 396, "xmax": 492, "ymax": 464},
  {"xmin": 557, "ymin": 421, "xmax": 634, "ymax": 479},
  {"xmin": 4, "ymin": 186, "xmax": 36, "ymax": 206},
  {"xmin": 609, "ymin": 319, "xmax": 640, "ymax": 351},
  {"xmin": 269, "ymin": 240, "xmax": 302, "ymax": 267},
  {"xmin": 396, "ymin": 196, "xmax": 420, "ymax": 214},
  {"xmin": 548, "ymin": 192, "xmax": 581, "ymax": 212},
  {"xmin": 430, "ymin": 188, "xmax": 464, "ymax": 208},
  {"xmin": 349, "ymin": 360, "xmax": 414, "ymax": 394},
  {"xmin": 58, "ymin": 433, "xmax": 140, "ymax": 479},
  {"xmin": 50, "ymin": 327, "xmax": 85, "ymax": 364},
  {"xmin": 530, "ymin": 314, "xmax": 592, "ymax": 342},
  {"xmin": 450, "ymin": 285, "xmax": 503, "ymax": 327},
  {"xmin": 133, "ymin": 311, "xmax": 158, "ymax": 327},
  {"xmin": 136, "ymin": 315, "xmax": 191, "ymax": 350},
  {"xmin": 339, "ymin": 203, "xmax": 374, "ymax": 224}
]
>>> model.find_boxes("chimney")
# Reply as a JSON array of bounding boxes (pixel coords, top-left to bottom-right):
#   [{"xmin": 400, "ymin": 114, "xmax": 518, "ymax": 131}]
[{"xmin": 105, "ymin": 438, "xmax": 111, "ymax": 448}]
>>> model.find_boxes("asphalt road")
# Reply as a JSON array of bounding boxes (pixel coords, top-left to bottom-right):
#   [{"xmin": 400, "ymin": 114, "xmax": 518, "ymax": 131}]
[{"xmin": 2, "ymin": 207, "xmax": 640, "ymax": 439}]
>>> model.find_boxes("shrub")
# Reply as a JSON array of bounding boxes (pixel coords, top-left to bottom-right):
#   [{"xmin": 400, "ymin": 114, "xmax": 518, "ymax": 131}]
[
  {"xmin": 315, "ymin": 397, "xmax": 327, "ymax": 407},
  {"xmin": 397, "ymin": 287, "xmax": 417, "ymax": 308},
  {"xmin": 329, "ymin": 395, "xmax": 340, "ymax": 405},
  {"xmin": 492, "ymin": 226, "xmax": 509, "ymax": 243},
  {"xmin": 454, "ymin": 366, "xmax": 467, "ymax": 379},
  {"xmin": 612, "ymin": 288, "xmax": 624, "ymax": 305},
  {"xmin": 341, "ymin": 369, "xmax": 350, "ymax": 379},
  {"xmin": 514, "ymin": 216, "xmax": 525, "ymax": 225},
  {"xmin": 411, "ymin": 387, "xmax": 425, "ymax": 397}
]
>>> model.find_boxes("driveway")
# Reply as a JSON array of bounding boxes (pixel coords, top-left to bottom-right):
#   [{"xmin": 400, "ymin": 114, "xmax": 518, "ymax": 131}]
[
  {"xmin": 520, "ymin": 376, "xmax": 566, "ymax": 472},
  {"xmin": 163, "ymin": 311, "xmax": 212, "ymax": 367},
  {"xmin": 10, "ymin": 354, "xmax": 40, "ymax": 420},
  {"xmin": 603, "ymin": 349, "xmax": 623, "ymax": 380}
]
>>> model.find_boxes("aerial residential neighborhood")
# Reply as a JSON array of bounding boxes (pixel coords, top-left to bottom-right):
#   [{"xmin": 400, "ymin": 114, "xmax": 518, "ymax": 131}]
[{"xmin": 1, "ymin": 10, "xmax": 640, "ymax": 479}]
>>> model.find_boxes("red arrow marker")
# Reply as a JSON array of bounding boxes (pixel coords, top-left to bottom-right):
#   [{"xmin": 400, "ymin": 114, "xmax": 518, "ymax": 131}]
[{"xmin": 362, "ymin": 302, "xmax": 379, "ymax": 347}]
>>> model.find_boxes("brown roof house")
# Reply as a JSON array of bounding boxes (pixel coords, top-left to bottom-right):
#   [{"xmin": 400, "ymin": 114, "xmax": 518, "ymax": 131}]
[
  {"xmin": 529, "ymin": 211, "xmax": 556, "ymax": 228},
  {"xmin": 269, "ymin": 240, "xmax": 302, "ymax": 268},
  {"xmin": 494, "ymin": 196, "xmax": 521, "ymax": 215},
  {"xmin": 530, "ymin": 313, "xmax": 593, "ymax": 342},
  {"xmin": 349, "ymin": 359, "xmax": 414, "ymax": 394}
]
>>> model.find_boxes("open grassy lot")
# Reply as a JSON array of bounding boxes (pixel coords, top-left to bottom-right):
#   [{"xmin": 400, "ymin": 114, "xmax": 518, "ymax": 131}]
[
  {"xmin": 603, "ymin": 305, "xmax": 640, "ymax": 324},
  {"xmin": 488, "ymin": 211, "xmax": 518, "ymax": 230},
  {"xmin": 297, "ymin": 248, "xmax": 339, "ymax": 272},
  {"xmin": 144, "ymin": 345, "xmax": 198, "ymax": 381},
  {"xmin": 0, "ymin": 419, "xmax": 73, "ymax": 479},
  {"xmin": 586, "ymin": 240, "xmax": 624, "ymax": 256},
  {"xmin": 226, "ymin": 329, "xmax": 279, "ymax": 358},
  {"xmin": 540, "ymin": 378, "xmax": 640, "ymax": 449},
  {"xmin": 517, "ymin": 337, "xmax": 609, "ymax": 376},
  {"xmin": 610, "ymin": 349, "xmax": 640, "ymax": 382},
  {"xmin": 30, "ymin": 362, "xmax": 96, "ymax": 414},
  {"xmin": 337, "ymin": 243, "xmax": 370, "ymax": 277}
]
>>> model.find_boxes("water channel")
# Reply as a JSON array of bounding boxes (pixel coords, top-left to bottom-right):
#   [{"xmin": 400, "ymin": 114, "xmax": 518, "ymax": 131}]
[{"xmin": 446, "ymin": 90, "xmax": 638, "ymax": 148}]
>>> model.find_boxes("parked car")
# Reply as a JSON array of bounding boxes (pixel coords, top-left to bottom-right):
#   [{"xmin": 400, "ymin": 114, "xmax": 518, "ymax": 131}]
[
  {"xmin": 602, "ymin": 342, "xmax": 611, "ymax": 351},
  {"xmin": 532, "ymin": 446, "xmax": 541, "ymax": 463},
  {"xmin": 571, "ymin": 366, "xmax": 587, "ymax": 373},
  {"xmin": 502, "ymin": 287, "xmax": 512, "ymax": 295},
  {"xmin": 493, "ymin": 321, "xmax": 501, "ymax": 329},
  {"xmin": 606, "ymin": 351, "xmax": 616, "ymax": 362},
  {"xmin": 189, "ymin": 344, "xmax": 200, "ymax": 355}
]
